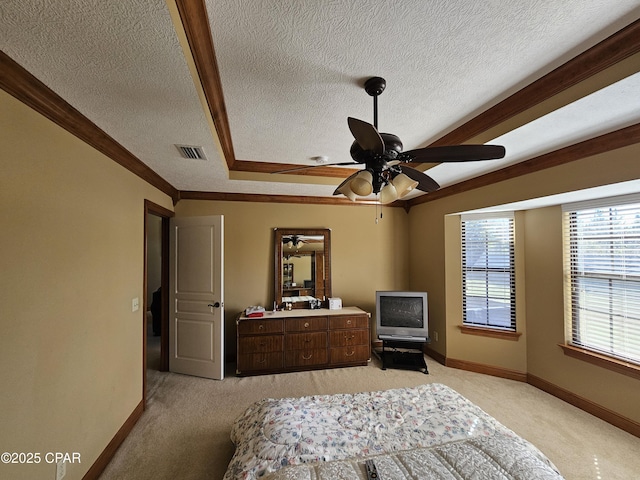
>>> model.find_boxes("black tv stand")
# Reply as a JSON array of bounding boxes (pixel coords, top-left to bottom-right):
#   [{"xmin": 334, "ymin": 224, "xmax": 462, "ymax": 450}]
[{"xmin": 380, "ymin": 338, "xmax": 429, "ymax": 374}]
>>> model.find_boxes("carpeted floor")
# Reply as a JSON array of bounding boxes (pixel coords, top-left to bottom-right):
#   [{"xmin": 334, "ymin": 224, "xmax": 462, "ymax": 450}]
[{"xmin": 99, "ymin": 353, "xmax": 640, "ymax": 480}]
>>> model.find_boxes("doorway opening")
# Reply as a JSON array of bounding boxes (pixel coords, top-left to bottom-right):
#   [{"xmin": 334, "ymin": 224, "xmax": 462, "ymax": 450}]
[{"xmin": 144, "ymin": 200, "xmax": 173, "ymax": 407}]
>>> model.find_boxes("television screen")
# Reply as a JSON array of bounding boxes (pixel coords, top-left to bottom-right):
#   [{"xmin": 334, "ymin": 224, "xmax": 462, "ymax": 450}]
[{"xmin": 379, "ymin": 296, "xmax": 424, "ymax": 328}]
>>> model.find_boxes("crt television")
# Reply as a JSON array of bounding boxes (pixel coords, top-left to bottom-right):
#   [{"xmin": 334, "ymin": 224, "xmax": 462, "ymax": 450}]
[{"xmin": 376, "ymin": 291, "xmax": 428, "ymax": 341}]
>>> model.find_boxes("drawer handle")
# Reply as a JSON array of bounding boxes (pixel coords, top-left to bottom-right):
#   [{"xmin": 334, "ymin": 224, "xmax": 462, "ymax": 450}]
[
  {"xmin": 258, "ymin": 355, "xmax": 266, "ymax": 364},
  {"xmin": 304, "ymin": 322, "xmax": 310, "ymax": 328},
  {"xmin": 258, "ymin": 324, "xmax": 264, "ymax": 330},
  {"xmin": 344, "ymin": 335, "xmax": 354, "ymax": 340},
  {"xmin": 302, "ymin": 353, "xmax": 313, "ymax": 360},
  {"xmin": 345, "ymin": 349, "xmax": 355, "ymax": 357},
  {"xmin": 347, "ymin": 320, "xmax": 352, "ymax": 325},
  {"xmin": 259, "ymin": 342, "xmax": 266, "ymax": 347}
]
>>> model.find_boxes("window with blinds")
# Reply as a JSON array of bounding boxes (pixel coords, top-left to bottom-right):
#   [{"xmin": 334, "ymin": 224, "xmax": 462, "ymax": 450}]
[
  {"xmin": 461, "ymin": 213, "xmax": 516, "ymax": 330},
  {"xmin": 563, "ymin": 196, "xmax": 640, "ymax": 365}
]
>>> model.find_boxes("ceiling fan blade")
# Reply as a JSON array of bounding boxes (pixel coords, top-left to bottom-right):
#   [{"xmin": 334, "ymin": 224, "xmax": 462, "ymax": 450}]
[
  {"xmin": 348, "ymin": 117, "xmax": 385, "ymax": 154},
  {"xmin": 273, "ymin": 162, "xmax": 359, "ymax": 174},
  {"xmin": 399, "ymin": 165, "xmax": 440, "ymax": 192},
  {"xmin": 401, "ymin": 144, "xmax": 506, "ymax": 163},
  {"xmin": 332, "ymin": 171, "xmax": 361, "ymax": 195}
]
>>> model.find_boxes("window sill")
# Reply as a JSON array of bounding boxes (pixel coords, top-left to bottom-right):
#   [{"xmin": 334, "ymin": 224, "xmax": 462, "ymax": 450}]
[
  {"xmin": 559, "ymin": 344, "xmax": 640, "ymax": 380},
  {"xmin": 458, "ymin": 325, "xmax": 521, "ymax": 341}
]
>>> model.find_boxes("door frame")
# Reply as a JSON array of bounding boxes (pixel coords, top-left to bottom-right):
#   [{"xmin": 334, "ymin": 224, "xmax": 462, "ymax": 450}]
[{"xmin": 143, "ymin": 200, "xmax": 173, "ymax": 407}]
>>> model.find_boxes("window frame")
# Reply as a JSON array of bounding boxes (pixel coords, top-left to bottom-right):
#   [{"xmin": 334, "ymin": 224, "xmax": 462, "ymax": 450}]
[
  {"xmin": 562, "ymin": 194, "xmax": 640, "ymax": 372},
  {"xmin": 460, "ymin": 212, "xmax": 516, "ymax": 333}
]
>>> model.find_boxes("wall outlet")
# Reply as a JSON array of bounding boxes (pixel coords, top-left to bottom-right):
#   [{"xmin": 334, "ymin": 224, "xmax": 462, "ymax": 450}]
[
  {"xmin": 56, "ymin": 459, "xmax": 66, "ymax": 480},
  {"xmin": 434, "ymin": 331, "xmax": 439, "ymax": 342},
  {"xmin": 132, "ymin": 297, "xmax": 139, "ymax": 312}
]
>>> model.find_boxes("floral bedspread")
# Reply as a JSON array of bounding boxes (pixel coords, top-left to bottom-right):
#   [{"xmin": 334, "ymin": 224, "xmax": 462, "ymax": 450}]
[
  {"xmin": 262, "ymin": 431, "xmax": 564, "ymax": 479},
  {"xmin": 223, "ymin": 383, "xmax": 561, "ymax": 480}
]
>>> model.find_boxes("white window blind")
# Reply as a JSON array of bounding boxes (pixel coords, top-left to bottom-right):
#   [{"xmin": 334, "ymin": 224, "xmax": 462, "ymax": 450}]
[
  {"xmin": 461, "ymin": 213, "xmax": 516, "ymax": 330},
  {"xmin": 563, "ymin": 195, "xmax": 640, "ymax": 365}
]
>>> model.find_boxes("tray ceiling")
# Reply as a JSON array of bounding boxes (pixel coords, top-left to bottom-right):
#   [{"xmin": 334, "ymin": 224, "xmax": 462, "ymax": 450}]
[{"xmin": 1, "ymin": 0, "xmax": 639, "ymax": 203}]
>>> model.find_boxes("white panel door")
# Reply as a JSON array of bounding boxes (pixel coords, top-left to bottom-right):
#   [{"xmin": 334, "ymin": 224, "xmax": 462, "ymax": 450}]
[{"xmin": 169, "ymin": 215, "xmax": 224, "ymax": 379}]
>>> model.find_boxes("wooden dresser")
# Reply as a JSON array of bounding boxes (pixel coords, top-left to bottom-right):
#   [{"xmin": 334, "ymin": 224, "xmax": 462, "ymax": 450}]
[{"xmin": 236, "ymin": 307, "xmax": 370, "ymax": 376}]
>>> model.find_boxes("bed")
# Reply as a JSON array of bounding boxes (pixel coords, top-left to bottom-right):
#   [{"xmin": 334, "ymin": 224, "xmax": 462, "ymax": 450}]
[{"xmin": 223, "ymin": 383, "xmax": 563, "ymax": 480}]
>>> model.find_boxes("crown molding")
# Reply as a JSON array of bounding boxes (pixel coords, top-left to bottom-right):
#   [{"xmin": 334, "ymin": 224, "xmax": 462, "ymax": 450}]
[
  {"xmin": 231, "ymin": 160, "xmax": 359, "ymax": 178},
  {"xmin": 179, "ymin": 190, "xmax": 406, "ymax": 207},
  {"xmin": 0, "ymin": 51, "xmax": 180, "ymax": 204},
  {"xmin": 407, "ymin": 121, "xmax": 640, "ymax": 208},
  {"xmin": 430, "ymin": 18, "xmax": 640, "ymax": 147},
  {"xmin": 174, "ymin": 0, "xmax": 235, "ymax": 169}
]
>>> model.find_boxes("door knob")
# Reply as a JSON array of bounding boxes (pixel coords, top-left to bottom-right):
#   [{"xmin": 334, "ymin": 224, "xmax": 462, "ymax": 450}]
[{"xmin": 208, "ymin": 302, "xmax": 221, "ymax": 308}]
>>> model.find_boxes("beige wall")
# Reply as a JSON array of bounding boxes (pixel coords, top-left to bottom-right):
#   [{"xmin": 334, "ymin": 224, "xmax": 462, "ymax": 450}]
[
  {"xmin": 409, "ymin": 142, "xmax": 640, "ymax": 424},
  {"xmin": 524, "ymin": 206, "xmax": 639, "ymax": 421},
  {"xmin": 174, "ymin": 200, "xmax": 410, "ymax": 353},
  {"xmin": 442, "ymin": 212, "xmax": 528, "ymax": 373},
  {"xmin": 0, "ymin": 91, "xmax": 174, "ymax": 480}
]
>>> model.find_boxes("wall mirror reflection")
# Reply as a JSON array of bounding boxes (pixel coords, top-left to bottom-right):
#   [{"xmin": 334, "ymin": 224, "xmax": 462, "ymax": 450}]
[{"xmin": 274, "ymin": 228, "xmax": 332, "ymax": 309}]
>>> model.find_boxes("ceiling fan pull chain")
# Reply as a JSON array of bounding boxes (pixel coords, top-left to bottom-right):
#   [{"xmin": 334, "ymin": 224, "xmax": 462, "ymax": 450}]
[
  {"xmin": 374, "ymin": 194, "xmax": 384, "ymax": 224},
  {"xmin": 375, "ymin": 196, "xmax": 379, "ymax": 224}
]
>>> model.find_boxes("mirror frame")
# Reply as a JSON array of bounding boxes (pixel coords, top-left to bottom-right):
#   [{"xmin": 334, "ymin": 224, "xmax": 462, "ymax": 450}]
[{"xmin": 274, "ymin": 228, "xmax": 332, "ymax": 309}]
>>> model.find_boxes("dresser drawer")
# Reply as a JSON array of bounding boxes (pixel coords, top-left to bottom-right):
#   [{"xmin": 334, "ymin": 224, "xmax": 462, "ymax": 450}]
[
  {"xmin": 237, "ymin": 352, "xmax": 283, "ymax": 372},
  {"xmin": 238, "ymin": 318, "xmax": 284, "ymax": 335},
  {"xmin": 285, "ymin": 348, "xmax": 328, "ymax": 367},
  {"xmin": 238, "ymin": 335, "xmax": 283, "ymax": 353},
  {"xmin": 329, "ymin": 314, "xmax": 368, "ymax": 330},
  {"xmin": 330, "ymin": 345, "xmax": 370, "ymax": 364},
  {"xmin": 285, "ymin": 331, "xmax": 327, "ymax": 350},
  {"xmin": 285, "ymin": 316, "xmax": 328, "ymax": 332},
  {"xmin": 329, "ymin": 329, "xmax": 369, "ymax": 347}
]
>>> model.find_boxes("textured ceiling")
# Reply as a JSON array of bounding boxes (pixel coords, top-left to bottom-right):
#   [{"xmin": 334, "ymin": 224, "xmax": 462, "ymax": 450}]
[{"xmin": 1, "ymin": 0, "xmax": 639, "ymax": 200}]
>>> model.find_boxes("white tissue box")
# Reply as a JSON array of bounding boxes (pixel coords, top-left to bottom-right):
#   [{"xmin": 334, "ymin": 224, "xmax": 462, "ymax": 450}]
[{"xmin": 328, "ymin": 297, "xmax": 342, "ymax": 310}]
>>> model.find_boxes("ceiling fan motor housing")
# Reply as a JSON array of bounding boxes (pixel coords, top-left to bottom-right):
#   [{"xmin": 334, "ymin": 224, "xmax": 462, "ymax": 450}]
[{"xmin": 349, "ymin": 133, "xmax": 403, "ymax": 163}]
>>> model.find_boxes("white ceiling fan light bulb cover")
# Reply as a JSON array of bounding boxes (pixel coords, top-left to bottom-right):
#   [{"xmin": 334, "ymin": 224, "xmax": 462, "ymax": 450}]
[
  {"xmin": 350, "ymin": 170, "xmax": 374, "ymax": 196},
  {"xmin": 287, "ymin": 240, "xmax": 294, "ymax": 248},
  {"xmin": 391, "ymin": 173, "xmax": 419, "ymax": 198},
  {"xmin": 380, "ymin": 182, "xmax": 398, "ymax": 204},
  {"xmin": 337, "ymin": 183, "xmax": 358, "ymax": 201}
]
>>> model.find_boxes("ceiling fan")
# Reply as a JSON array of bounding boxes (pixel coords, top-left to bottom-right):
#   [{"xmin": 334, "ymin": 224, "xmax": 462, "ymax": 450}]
[
  {"xmin": 277, "ymin": 76, "xmax": 506, "ymax": 203},
  {"xmin": 282, "ymin": 234, "xmax": 322, "ymax": 250}
]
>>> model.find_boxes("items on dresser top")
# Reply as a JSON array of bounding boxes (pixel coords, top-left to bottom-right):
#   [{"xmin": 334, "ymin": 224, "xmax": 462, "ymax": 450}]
[
  {"xmin": 328, "ymin": 297, "xmax": 342, "ymax": 309},
  {"xmin": 244, "ymin": 306, "xmax": 265, "ymax": 317}
]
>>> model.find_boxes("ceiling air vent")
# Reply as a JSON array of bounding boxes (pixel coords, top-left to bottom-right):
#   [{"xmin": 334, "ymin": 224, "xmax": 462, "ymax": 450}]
[{"xmin": 175, "ymin": 144, "xmax": 206, "ymax": 160}]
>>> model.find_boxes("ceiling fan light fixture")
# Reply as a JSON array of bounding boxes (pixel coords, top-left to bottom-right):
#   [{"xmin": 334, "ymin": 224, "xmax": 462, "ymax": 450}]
[
  {"xmin": 350, "ymin": 170, "xmax": 374, "ymax": 196},
  {"xmin": 380, "ymin": 182, "xmax": 398, "ymax": 204},
  {"xmin": 337, "ymin": 182, "xmax": 358, "ymax": 201},
  {"xmin": 391, "ymin": 173, "xmax": 419, "ymax": 198}
]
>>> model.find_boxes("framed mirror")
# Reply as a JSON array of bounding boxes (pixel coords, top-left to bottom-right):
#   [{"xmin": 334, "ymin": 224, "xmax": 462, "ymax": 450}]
[{"xmin": 274, "ymin": 228, "xmax": 332, "ymax": 309}]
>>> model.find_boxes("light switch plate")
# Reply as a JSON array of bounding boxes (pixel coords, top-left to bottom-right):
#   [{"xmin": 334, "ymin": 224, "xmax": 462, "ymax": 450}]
[{"xmin": 132, "ymin": 297, "xmax": 139, "ymax": 312}]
